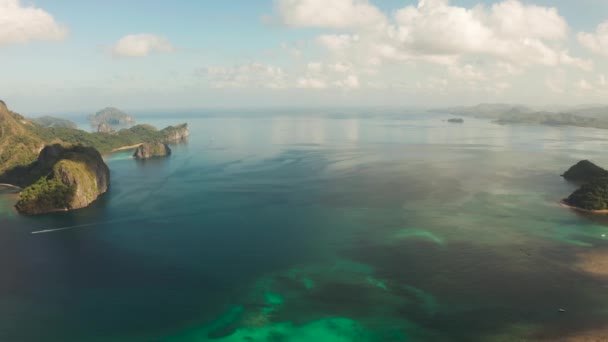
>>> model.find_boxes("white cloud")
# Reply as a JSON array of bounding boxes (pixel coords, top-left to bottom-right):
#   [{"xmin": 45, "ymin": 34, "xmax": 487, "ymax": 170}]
[
  {"xmin": 276, "ymin": 0, "xmax": 386, "ymax": 29},
  {"xmin": 112, "ymin": 34, "xmax": 174, "ymax": 58},
  {"xmin": 390, "ymin": 0, "xmax": 583, "ymax": 68},
  {"xmin": 317, "ymin": 34, "xmax": 359, "ymax": 51},
  {"xmin": 448, "ymin": 64, "xmax": 487, "ymax": 82},
  {"xmin": 546, "ymin": 70, "xmax": 566, "ymax": 94},
  {"xmin": 577, "ymin": 79, "xmax": 593, "ymax": 91},
  {"xmin": 335, "ymin": 75, "xmax": 360, "ymax": 89},
  {"xmin": 0, "ymin": 0, "xmax": 67, "ymax": 46},
  {"xmin": 297, "ymin": 77, "xmax": 327, "ymax": 89},
  {"xmin": 278, "ymin": 0, "xmax": 589, "ymax": 72},
  {"xmin": 204, "ymin": 63, "xmax": 288, "ymax": 89},
  {"xmin": 578, "ymin": 21, "xmax": 608, "ymax": 57}
]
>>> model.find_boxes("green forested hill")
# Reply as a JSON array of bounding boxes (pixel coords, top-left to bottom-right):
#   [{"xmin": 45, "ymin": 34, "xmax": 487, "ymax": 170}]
[
  {"xmin": 0, "ymin": 102, "xmax": 188, "ymax": 186},
  {"xmin": 0, "ymin": 102, "xmax": 45, "ymax": 175}
]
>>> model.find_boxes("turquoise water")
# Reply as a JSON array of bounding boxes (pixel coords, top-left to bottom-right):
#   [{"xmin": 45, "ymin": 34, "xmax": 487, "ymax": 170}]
[{"xmin": 1, "ymin": 111, "xmax": 608, "ymax": 341}]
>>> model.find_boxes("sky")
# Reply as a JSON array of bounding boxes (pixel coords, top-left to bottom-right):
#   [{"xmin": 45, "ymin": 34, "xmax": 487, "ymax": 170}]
[{"xmin": 2, "ymin": 0, "xmax": 608, "ymax": 114}]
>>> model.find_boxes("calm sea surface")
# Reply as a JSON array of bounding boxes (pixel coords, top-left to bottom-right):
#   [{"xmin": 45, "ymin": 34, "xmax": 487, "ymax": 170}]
[{"xmin": 1, "ymin": 111, "xmax": 608, "ymax": 341}]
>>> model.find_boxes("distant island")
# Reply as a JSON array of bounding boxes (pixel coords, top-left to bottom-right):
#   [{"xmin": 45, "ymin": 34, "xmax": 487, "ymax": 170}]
[
  {"xmin": 434, "ymin": 103, "xmax": 608, "ymax": 130},
  {"xmin": 447, "ymin": 118, "xmax": 464, "ymax": 124},
  {"xmin": 0, "ymin": 100, "xmax": 188, "ymax": 215},
  {"xmin": 89, "ymin": 107, "xmax": 135, "ymax": 131},
  {"xmin": 561, "ymin": 160, "xmax": 608, "ymax": 212},
  {"xmin": 32, "ymin": 116, "xmax": 77, "ymax": 129}
]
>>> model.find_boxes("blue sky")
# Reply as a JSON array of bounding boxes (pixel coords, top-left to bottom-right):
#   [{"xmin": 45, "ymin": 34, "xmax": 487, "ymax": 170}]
[{"xmin": 2, "ymin": 0, "xmax": 608, "ymax": 114}]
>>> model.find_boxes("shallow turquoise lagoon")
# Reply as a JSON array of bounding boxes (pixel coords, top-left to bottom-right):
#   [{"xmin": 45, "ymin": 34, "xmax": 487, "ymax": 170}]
[{"xmin": 1, "ymin": 111, "xmax": 608, "ymax": 341}]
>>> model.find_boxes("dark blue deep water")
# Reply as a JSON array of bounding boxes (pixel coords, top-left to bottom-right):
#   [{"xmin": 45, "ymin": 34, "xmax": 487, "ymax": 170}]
[{"xmin": 1, "ymin": 111, "xmax": 608, "ymax": 341}]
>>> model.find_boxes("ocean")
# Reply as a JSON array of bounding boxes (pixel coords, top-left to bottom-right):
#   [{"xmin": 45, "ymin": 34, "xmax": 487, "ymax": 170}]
[{"xmin": 1, "ymin": 110, "xmax": 607, "ymax": 341}]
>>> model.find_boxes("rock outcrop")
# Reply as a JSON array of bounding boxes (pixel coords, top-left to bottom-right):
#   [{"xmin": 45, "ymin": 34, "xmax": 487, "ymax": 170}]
[
  {"xmin": 562, "ymin": 160, "xmax": 608, "ymax": 184},
  {"xmin": 15, "ymin": 144, "xmax": 110, "ymax": 215},
  {"xmin": 161, "ymin": 123, "xmax": 189, "ymax": 142},
  {"xmin": 133, "ymin": 142, "xmax": 171, "ymax": 159},
  {"xmin": 97, "ymin": 122, "xmax": 116, "ymax": 133}
]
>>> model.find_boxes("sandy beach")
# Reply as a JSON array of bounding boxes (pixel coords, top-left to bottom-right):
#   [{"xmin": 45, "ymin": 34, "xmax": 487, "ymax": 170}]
[
  {"xmin": 559, "ymin": 201, "xmax": 608, "ymax": 214},
  {"xmin": 109, "ymin": 143, "xmax": 142, "ymax": 153}
]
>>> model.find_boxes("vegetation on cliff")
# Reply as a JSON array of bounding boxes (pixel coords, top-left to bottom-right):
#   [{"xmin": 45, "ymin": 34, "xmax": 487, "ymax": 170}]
[
  {"xmin": 563, "ymin": 177, "xmax": 608, "ymax": 211},
  {"xmin": 15, "ymin": 177, "xmax": 73, "ymax": 214},
  {"xmin": 0, "ymin": 101, "xmax": 45, "ymax": 176},
  {"xmin": 15, "ymin": 145, "xmax": 110, "ymax": 215},
  {"xmin": 32, "ymin": 116, "xmax": 78, "ymax": 129}
]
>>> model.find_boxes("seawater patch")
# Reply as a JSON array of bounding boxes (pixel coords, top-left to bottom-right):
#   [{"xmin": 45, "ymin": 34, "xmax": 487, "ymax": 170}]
[
  {"xmin": 550, "ymin": 223, "xmax": 608, "ymax": 247},
  {"xmin": 167, "ymin": 317, "xmax": 371, "ymax": 342},
  {"xmin": 392, "ymin": 229, "xmax": 445, "ymax": 246}
]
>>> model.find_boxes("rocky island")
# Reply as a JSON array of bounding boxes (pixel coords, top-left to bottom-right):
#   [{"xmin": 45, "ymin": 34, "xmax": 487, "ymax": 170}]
[
  {"xmin": 561, "ymin": 160, "xmax": 608, "ymax": 212},
  {"xmin": 89, "ymin": 107, "xmax": 135, "ymax": 128},
  {"xmin": 133, "ymin": 142, "xmax": 171, "ymax": 159},
  {"xmin": 0, "ymin": 100, "xmax": 188, "ymax": 215},
  {"xmin": 447, "ymin": 118, "xmax": 464, "ymax": 124},
  {"xmin": 15, "ymin": 145, "xmax": 110, "ymax": 215}
]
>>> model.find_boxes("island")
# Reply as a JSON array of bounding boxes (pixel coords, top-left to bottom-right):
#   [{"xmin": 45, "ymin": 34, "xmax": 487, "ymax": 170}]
[
  {"xmin": 32, "ymin": 116, "xmax": 78, "ymax": 129},
  {"xmin": 563, "ymin": 178, "xmax": 608, "ymax": 212},
  {"xmin": 561, "ymin": 160, "xmax": 608, "ymax": 212},
  {"xmin": 133, "ymin": 142, "xmax": 171, "ymax": 159},
  {"xmin": 15, "ymin": 145, "xmax": 110, "ymax": 215},
  {"xmin": 89, "ymin": 107, "xmax": 135, "ymax": 127},
  {"xmin": 0, "ymin": 100, "xmax": 188, "ymax": 215},
  {"xmin": 561, "ymin": 160, "xmax": 608, "ymax": 184},
  {"xmin": 447, "ymin": 118, "xmax": 464, "ymax": 124},
  {"xmin": 434, "ymin": 103, "xmax": 608, "ymax": 130}
]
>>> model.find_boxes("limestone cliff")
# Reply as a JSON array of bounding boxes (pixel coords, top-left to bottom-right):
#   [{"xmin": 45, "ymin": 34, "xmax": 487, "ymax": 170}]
[
  {"xmin": 133, "ymin": 142, "xmax": 171, "ymax": 159},
  {"xmin": 160, "ymin": 123, "xmax": 189, "ymax": 142},
  {"xmin": 15, "ymin": 145, "xmax": 110, "ymax": 215}
]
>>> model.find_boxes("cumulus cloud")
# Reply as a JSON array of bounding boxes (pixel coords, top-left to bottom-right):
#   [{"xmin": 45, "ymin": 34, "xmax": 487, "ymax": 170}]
[
  {"xmin": 577, "ymin": 79, "xmax": 593, "ymax": 91},
  {"xmin": 0, "ymin": 0, "xmax": 67, "ymax": 46},
  {"xmin": 204, "ymin": 63, "xmax": 288, "ymax": 89},
  {"xmin": 112, "ymin": 34, "xmax": 174, "ymax": 58},
  {"xmin": 578, "ymin": 21, "xmax": 608, "ymax": 57},
  {"xmin": 335, "ymin": 75, "xmax": 360, "ymax": 89},
  {"xmin": 317, "ymin": 34, "xmax": 360, "ymax": 51},
  {"xmin": 202, "ymin": 61, "xmax": 363, "ymax": 90},
  {"xmin": 297, "ymin": 77, "xmax": 327, "ymax": 89},
  {"xmin": 276, "ymin": 0, "xmax": 386, "ymax": 29},
  {"xmin": 276, "ymin": 0, "xmax": 589, "ymax": 72}
]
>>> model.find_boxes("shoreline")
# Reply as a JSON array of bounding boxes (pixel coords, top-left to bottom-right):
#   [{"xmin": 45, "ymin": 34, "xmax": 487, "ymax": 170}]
[
  {"xmin": 109, "ymin": 143, "xmax": 142, "ymax": 153},
  {"xmin": 559, "ymin": 201, "xmax": 608, "ymax": 214},
  {"xmin": 0, "ymin": 184, "xmax": 22, "ymax": 191}
]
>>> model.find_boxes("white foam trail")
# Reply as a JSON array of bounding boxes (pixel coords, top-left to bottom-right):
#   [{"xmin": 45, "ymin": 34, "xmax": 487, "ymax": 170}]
[{"xmin": 31, "ymin": 222, "xmax": 104, "ymax": 234}]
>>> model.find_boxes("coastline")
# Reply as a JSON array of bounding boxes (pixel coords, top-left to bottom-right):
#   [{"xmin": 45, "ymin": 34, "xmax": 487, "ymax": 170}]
[
  {"xmin": 109, "ymin": 143, "xmax": 142, "ymax": 153},
  {"xmin": 0, "ymin": 183, "xmax": 22, "ymax": 191},
  {"xmin": 559, "ymin": 201, "xmax": 608, "ymax": 214}
]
